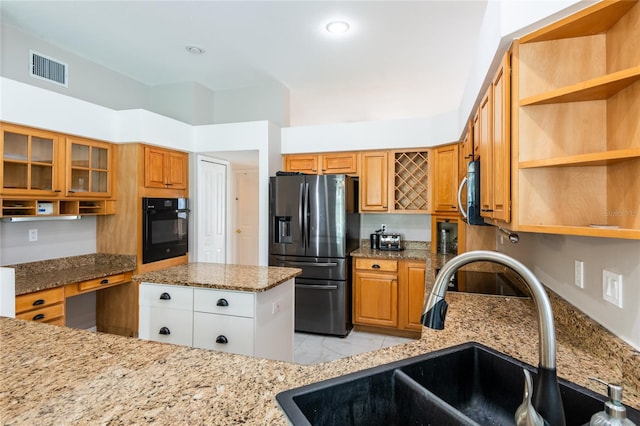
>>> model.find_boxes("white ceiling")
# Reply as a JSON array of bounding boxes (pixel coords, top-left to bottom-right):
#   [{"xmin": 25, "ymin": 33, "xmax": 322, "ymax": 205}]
[{"xmin": 0, "ymin": 0, "xmax": 490, "ymax": 126}]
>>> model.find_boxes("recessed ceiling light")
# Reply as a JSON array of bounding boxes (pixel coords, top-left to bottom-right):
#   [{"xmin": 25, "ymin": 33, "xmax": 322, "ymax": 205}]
[
  {"xmin": 325, "ymin": 20, "xmax": 350, "ymax": 34},
  {"xmin": 185, "ymin": 46, "xmax": 205, "ymax": 55}
]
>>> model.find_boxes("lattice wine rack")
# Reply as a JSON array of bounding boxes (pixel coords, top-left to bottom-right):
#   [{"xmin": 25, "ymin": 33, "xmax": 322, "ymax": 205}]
[{"xmin": 393, "ymin": 151, "xmax": 429, "ymax": 212}]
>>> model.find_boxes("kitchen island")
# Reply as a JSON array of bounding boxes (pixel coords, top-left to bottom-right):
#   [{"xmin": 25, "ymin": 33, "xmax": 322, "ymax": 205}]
[
  {"xmin": 2, "ymin": 281, "xmax": 639, "ymax": 424},
  {"xmin": 134, "ymin": 263, "xmax": 302, "ymax": 362}
]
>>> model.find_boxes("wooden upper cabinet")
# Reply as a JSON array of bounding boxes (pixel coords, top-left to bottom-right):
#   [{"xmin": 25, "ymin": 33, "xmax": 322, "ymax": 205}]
[
  {"xmin": 360, "ymin": 151, "xmax": 388, "ymax": 212},
  {"xmin": 144, "ymin": 146, "xmax": 188, "ymax": 190},
  {"xmin": 321, "ymin": 152, "xmax": 358, "ymax": 174},
  {"xmin": 1, "ymin": 123, "xmax": 63, "ymax": 196},
  {"xmin": 433, "ymin": 144, "xmax": 459, "ymax": 213},
  {"xmin": 514, "ymin": 0, "xmax": 640, "ymax": 239},
  {"xmin": 477, "ymin": 50, "xmax": 511, "ymax": 223},
  {"xmin": 478, "ymin": 88, "xmax": 493, "ymax": 217},
  {"xmin": 284, "ymin": 154, "xmax": 318, "ymax": 174},
  {"xmin": 490, "ymin": 52, "xmax": 511, "ymax": 223},
  {"xmin": 65, "ymin": 136, "xmax": 114, "ymax": 198},
  {"xmin": 284, "ymin": 152, "xmax": 358, "ymax": 175}
]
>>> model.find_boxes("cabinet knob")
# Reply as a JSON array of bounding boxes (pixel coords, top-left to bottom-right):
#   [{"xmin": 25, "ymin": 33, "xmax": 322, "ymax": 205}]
[
  {"xmin": 216, "ymin": 298, "xmax": 229, "ymax": 307},
  {"xmin": 33, "ymin": 299, "xmax": 45, "ymax": 306},
  {"xmin": 372, "ymin": 264, "xmax": 380, "ymax": 269},
  {"xmin": 159, "ymin": 327, "xmax": 171, "ymax": 335},
  {"xmin": 100, "ymin": 279, "xmax": 109, "ymax": 285},
  {"xmin": 33, "ymin": 313, "xmax": 46, "ymax": 321},
  {"xmin": 216, "ymin": 335, "xmax": 228, "ymax": 344},
  {"xmin": 159, "ymin": 292, "xmax": 171, "ymax": 300}
]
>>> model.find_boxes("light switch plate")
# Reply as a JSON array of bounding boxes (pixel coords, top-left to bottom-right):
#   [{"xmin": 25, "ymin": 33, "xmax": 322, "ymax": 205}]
[{"xmin": 602, "ymin": 270, "xmax": 623, "ymax": 308}]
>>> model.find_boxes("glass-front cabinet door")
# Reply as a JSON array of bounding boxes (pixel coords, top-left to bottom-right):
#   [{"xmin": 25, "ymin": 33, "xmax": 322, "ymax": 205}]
[
  {"xmin": 1, "ymin": 123, "xmax": 61, "ymax": 195},
  {"xmin": 66, "ymin": 137, "xmax": 112, "ymax": 197}
]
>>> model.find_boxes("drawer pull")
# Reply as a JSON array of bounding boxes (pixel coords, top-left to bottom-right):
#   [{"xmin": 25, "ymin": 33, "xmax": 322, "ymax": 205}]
[
  {"xmin": 33, "ymin": 299, "xmax": 46, "ymax": 306},
  {"xmin": 33, "ymin": 313, "xmax": 46, "ymax": 321},
  {"xmin": 100, "ymin": 279, "xmax": 109, "ymax": 285},
  {"xmin": 372, "ymin": 264, "xmax": 381, "ymax": 269},
  {"xmin": 159, "ymin": 327, "xmax": 171, "ymax": 335},
  {"xmin": 216, "ymin": 335, "xmax": 228, "ymax": 344},
  {"xmin": 159, "ymin": 292, "xmax": 171, "ymax": 300},
  {"xmin": 216, "ymin": 298, "xmax": 229, "ymax": 307}
]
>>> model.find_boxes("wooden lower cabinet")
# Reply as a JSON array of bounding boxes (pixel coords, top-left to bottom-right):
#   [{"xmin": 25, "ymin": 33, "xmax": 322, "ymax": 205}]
[
  {"xmin": 398, "ymin": 260, "xmax": 426, "ymax": 331},
  {"xmin": 352, "ymin": 257, "xmax": 425, "ymax": 337},
  {"xmin": 15, "ymin": 287, "xmax": 65, "ymax": 325},
  {"xmin": 15, "ymin": 273, "xmax": 134, "ymax": 333},
  {"xmin": 353, "ymin": 259, "xmax": 398, "ymax": 328}
]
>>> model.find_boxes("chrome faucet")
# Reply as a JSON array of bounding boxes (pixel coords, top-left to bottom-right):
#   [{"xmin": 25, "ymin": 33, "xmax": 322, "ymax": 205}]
[{"xmin": 421, "ymin": 250, "xmax": 565, "ymax": 426}]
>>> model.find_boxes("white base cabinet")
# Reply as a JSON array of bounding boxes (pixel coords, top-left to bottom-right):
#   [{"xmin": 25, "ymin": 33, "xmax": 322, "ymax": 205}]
[{"xmin": 138, "ymin": 279, "xmax": 294, "ymax": 362}]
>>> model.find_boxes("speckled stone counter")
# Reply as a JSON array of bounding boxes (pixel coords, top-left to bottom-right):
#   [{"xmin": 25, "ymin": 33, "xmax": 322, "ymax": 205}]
[
  {"xmin": 133, "ymin": 263, "xmax": 302, "ymax": 292},
  {"xmin": 2, "ymin": 289, "xmax": 638, "ymax": 424},
  {"xmin": 7, "ymin": 254, "xmax": 137, "ymax": 296}
]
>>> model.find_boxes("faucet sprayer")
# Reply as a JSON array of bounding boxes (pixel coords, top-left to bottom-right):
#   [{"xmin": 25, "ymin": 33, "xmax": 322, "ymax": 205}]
[{"xmin": 421, "ymin": 250, "xmax": 566, "ymax": 426}]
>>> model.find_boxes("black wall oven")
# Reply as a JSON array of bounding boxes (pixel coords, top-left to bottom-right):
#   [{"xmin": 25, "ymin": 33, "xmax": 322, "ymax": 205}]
[{"xmin": 142, "ymin": 197, "xmax": 189, "ymax": 264}]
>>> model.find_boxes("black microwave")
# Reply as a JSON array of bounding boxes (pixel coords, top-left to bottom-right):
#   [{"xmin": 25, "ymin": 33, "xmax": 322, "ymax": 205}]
[
  {"xmin": 457, "ymin": 160, "xmax": 487, "ymax": 226},
  {"xmin": 142, "ymin": 197, "xmax": 189, "ymax": 264}
]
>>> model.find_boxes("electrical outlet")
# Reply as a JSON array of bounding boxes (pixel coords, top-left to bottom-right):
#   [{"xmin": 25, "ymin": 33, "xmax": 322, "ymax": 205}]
[
  {"xmin": 602, "ymin": 269, "xmax": 623, "ymax": 308},
  {"xmin": 272, "ymin": 301, "xmax": 281, "ymax": 315},
  {"xmin": 28, "ymin": 229, "xmax": 38, "ymax": 242},
  {"xmin": 574, "ymin": 260, "xmax": 584, "ymax": 289}
]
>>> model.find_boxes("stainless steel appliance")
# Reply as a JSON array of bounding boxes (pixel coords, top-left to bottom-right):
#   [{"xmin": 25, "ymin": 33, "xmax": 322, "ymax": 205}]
[
  {"xmin": 379, "ymin": 233, "xmax": 402, "ymax": 251},
  {"xmin": 457, "ymin": 160, "xmax": 487, "ymax": 226},
  {"xmin": 142, "ymin": 197, "xmax": 189, "ymax": 264},
  {"xmin": 269, "ymin": 174, "xmax": 360, "ymax": 337}
]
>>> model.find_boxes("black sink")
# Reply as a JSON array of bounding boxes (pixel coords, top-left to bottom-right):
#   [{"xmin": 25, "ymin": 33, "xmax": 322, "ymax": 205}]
[{"xmin": 276, "ymin": 342, "xmax": 640, "ymax": 426}]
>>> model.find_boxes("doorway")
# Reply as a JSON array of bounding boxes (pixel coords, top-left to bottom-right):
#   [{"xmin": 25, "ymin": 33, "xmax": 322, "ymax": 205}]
[
  {"xmin": 233, "ymin": 169, "xmax": 259, "ymax": 265},
  {"xmin": 196, "ymin": 156, "xmax": 229, "ymax": 263}
]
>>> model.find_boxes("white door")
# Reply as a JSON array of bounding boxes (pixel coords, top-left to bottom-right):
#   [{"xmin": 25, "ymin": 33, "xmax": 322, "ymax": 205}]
[
  {"xmin": 233, "ymin": 170, "xmax": 259, "ymax": 265},
  {"xmin": 197, "ymin": 157, "xmax": 228, "ymax": 263}
]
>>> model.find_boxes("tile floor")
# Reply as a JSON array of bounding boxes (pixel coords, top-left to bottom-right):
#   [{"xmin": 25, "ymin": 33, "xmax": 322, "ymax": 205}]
[{"xmin": 294, "ymin": 330, "xmax": 415, "ymax": 365}]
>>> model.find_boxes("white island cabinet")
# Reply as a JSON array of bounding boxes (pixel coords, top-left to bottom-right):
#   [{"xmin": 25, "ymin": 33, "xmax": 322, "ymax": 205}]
[{"xmin": 136, "ymin": 263, "xmax": 299, "ymax": 362}]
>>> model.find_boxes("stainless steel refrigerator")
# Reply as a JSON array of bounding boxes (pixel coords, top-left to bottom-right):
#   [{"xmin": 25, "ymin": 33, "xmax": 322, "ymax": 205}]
[{"xmin": 269, "ymin": 174, "xmax": 360, "ymax": 337}]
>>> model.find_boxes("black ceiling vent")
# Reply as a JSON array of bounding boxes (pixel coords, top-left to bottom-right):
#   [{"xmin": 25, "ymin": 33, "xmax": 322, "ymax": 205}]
[{"xmin": 30, "ymin": 50, "xmax": 68, "ymax": 87}]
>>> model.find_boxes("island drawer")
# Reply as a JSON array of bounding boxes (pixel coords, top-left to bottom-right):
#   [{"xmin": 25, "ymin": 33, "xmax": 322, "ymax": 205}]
[
  {"xmin": 139, "ymin": 306, "xmax": 193, "ymax": 346},
  {"xmin": 354, "ymin": 258, "xmax": 398, "ymax": 272},
  {"xmin": 139, "ymin": 283, "xmax": 193, "ymax": 310},
  {"xmin": 194, "ymin": 289, "xmax": 255, "ymax": 318},
  {"xmin": 193, "ymin": 312, "xmax": 255, "ymax": 355}
]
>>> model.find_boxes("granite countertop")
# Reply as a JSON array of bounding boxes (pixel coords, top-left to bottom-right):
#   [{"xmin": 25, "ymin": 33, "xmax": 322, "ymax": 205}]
[
  {"xmin": 7, "ymin": 254, "xmax": 137, "ymax": 296},
  {"xmin": 2, "ymin": 289, "xmax": 638, "ymax": 424},
  {"xmin": 133, "ymin": 263, "xmax": 302, "ymax": 292}
]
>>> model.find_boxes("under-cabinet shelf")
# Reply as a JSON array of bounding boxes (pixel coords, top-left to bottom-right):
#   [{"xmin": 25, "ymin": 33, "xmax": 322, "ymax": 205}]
[
  {"xmin": 517, "ymin": 224, "xmax": 640, "ymax": 240},
  {"xmin": 520, "ymin": 67, "xmax": 640, "ymax": 106},
  {"xmin": 1, "ymin": 198, "xmax": 116, "ymax": 219},
  {"xmin": 519, "ymin": 148, "xmax": 640, "ymax": 168}
]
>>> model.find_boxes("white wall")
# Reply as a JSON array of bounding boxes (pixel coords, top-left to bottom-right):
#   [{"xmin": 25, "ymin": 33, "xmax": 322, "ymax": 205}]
[
  {"xmin": 1, "ymin": 23, "xmax": 150, "ymax": 112},
  {"xmin": 498, "ymin": 232, "xmax": 640, "ymax": 350},
  {"xmin": 1, "ymin": 217, "xmax": 96, "ymax": 265},
  {"xmin": 213, "ymin": 83, "xmax": 291, "ymax": 128}
]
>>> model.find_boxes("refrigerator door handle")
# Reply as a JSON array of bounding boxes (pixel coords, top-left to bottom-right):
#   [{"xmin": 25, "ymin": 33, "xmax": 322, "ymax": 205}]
[
  {"xmin": 281, "ymin": 261, "xmax": 339, "ymax": 267},
  {"xmin": 295, "ymin": 284, "xmax": 339, "ymax": 291},
  {"xmin": 304, "ymin": 182, "xmax": 310, "ymax": 248},
  {"xmin": 298, "ymin": 182, "xmax": 305, "ymax": 249}
]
